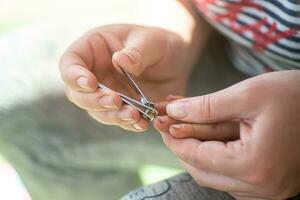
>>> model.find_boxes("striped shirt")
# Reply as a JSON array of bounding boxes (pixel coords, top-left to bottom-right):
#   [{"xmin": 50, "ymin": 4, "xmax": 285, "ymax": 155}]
[{"xmin": 191, "ymin": 0, "xmax": 300, "ymax": 76}]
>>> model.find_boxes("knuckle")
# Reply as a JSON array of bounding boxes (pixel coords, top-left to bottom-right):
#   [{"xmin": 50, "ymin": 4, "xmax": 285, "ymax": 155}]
[
  {"xmin": 191, "ymin": 124, "xmax": 199, "ymax": 134},
  {"xmin": 197, "ymin": 95, "xmax": 213, "ymax": 121},
  {"xmin": 238, "ymin": 80, "xmax": 262, "ymax": 103}
]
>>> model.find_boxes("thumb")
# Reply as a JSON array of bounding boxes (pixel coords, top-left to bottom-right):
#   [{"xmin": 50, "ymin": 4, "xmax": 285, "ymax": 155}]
[
  {"xmin": 112, "ymin": 28, "xmax": 167, "ymax": 76},
  {"xmin": 166, "ymin": 83, "xmax": 251, "ymax": 123}
]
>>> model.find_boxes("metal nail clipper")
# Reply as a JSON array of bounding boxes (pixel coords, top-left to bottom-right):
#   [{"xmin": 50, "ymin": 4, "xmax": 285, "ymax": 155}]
[{"xmin": 98, "ymin": 68, "xmax": 158, "ymax": 121}]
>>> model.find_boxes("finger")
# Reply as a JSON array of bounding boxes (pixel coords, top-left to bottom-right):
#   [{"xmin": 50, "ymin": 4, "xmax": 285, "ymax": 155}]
[
  {"xmin": 155, "ymin": 95, "xmax": 184, "ymax": 115},
  {"xmin": 166, "ymin": 83, "xmax": 253, "ymax": 123},
  {"xmin": 180, "ymin": 160, "xmax": 249, "ymax": 193},
  {"xmin": 121, "ymin": 118, "xmax": 149, "ymax": 132},
  {"xmin": 169, "ymin": 121, "xmax": 240, "ymax": 141},
  {"xmin": 60, "ymin": 32, "xmax": 111, "ymax": 92},
  {"xmin": 60, "ymin": 64, "xmax": 98, "ymax": 92},
  {"xmin": 116, "ymin": 105, "xmax": 141, "ymax": 123},
  {"xmin": 160, "ymin": 131, "xmax": 242, "ymax": 176},
  {"xmin": 155, "ymin": 101, "xmax": 170, "ymax": 116},
  {"xmin": 66, "ymin": 88, "xmax": 122, "ymax": 111},
  {"xmin": 165, "ymin": 95, "xmax": 185, "ymax": 101},
  {"xmin": 88, "ymin": 105, "xmax": 140, "ymax": 126},
  {"xmin": 153, "ymin": 115, "xmax": 179, "ymax": 133},
  {"xmin": 112, "ymin": 28, "xmax": 167, "ymax": 76}
]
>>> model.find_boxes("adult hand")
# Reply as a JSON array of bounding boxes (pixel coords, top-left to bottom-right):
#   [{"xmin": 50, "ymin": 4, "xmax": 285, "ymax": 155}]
[{"xmin": 154, "ymin": 71, "xmax": 300, "ymax": 199}]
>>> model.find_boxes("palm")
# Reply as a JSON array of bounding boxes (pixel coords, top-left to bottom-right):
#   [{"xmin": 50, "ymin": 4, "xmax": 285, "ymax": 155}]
[{"xmin": 88, "ymin": 25, "xmax": 190, "ymax": 102}]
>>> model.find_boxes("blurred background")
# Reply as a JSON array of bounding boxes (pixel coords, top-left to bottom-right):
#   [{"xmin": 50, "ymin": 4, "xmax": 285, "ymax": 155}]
[{"xmin": 0, "ymin": 0, "xmax": 184, "ymax": 199}]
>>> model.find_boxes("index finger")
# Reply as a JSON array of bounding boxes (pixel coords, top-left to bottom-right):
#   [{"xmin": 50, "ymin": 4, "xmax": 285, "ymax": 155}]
[
  {"xmin": 59, "ymin": 32, "xmax": 110, "ymax": 92},
  {"xmin": 154, "ymin": 95, "xmax": 184, "ymax": 115}
]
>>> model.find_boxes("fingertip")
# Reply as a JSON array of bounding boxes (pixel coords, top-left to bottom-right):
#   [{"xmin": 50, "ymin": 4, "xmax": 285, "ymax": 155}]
[
  {"xmin": 116, "ymin": 108, "xmax": 136, "ymax": 127},
  {"xmin": 156, "ymin": 116, "xmax": 167, "ymax": 124},
  {"xmin": 153, "ymin": 118, "xmax": 160, "ymax": 129},
  {"xmin": 154, "ymin": 102, "xmax": 168, "ymax": 115},
  {"xmin": 76, "ymin": 76, "xmax": 96, "ymax": 91},
  {"xmin": 97, "ymin": 92, "xmax": 121, "ymax": 110},
  {"xmin": 139, "ymin": 119, "xmax": 148, "ymax": 129},
  {"xmin": 130, "ymin": 107, "xmax": 141, "ymax": 121},
  {"xmin": 166, "ymin": 103, "xmax": 171, "ymax": 116},
  {"xmin": 153, "ymin": 116, "xmax": 168, "ymax": 132},
  {"xmin": 63, "ymin": 65, "xmax": 98, "ymax": 92},
  {"xmin": 112, "ymin": 93, "xmax": 123, "ymax": 108},
  {"xmin": 111, "ymin": 54, "xmax": 123, "ymax": 74},
  {"xmin": 166, "ymin": 100, "xmax": 189, "ymax": 119},
  {"xmin": 165, "ymin": 95, "xmax": 184, "ymax": 101},
  {"xmin": 133, "ymin": 118, "xmax": 148, "ymax": 132},
  {"xmin": 169, "ymin": 124, "xmax": 184, "ymax": 138},
  {"xmin": 102, "ymin": 89, "xmax": 123, "ymax": 108},
  {"xmin": 160, "ymin": 131, "xmax": 173, "ymax": 147},
  {"xmin": 112, "ymin": 50, "xmax": 143, "ymax": 76}
]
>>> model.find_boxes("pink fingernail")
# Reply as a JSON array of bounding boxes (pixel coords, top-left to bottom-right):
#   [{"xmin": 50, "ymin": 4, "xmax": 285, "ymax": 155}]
[
  {"xmin": 117, "ymin": 110, "xmax": 134, "ymax": 121},
  {"xmin": 99, "ymin": 95, "xmax": 118, "ymax": 109},
  {"xmin": 133, "ymin": 123, "xmax": 143, "ymax": 130},
  {"xmin": 170, "ymin": 124, "xmax": 183, "ymax": 130},
  {"xmin": 115, "ymin": 51, "xmax": 138, "ymax": 66},
  {"xmin": 156, "ymin": 116, "xmax": 166, "ymax": 124},
  {"xmin": 167, "ymin": 101, "xmax": 188, "ymax": 118},
  {"xmin": 77, "ymin": 77, "xmax": 90, "ymax": 89}
]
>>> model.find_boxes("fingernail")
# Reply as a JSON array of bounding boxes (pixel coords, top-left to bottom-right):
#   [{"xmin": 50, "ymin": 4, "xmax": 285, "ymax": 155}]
[
  {"xmin": 170, "ymin": 124, "xmax": 183, "ymax": 130},
  {"xmin": 99, "ymin": 95, "xmax": 117, "ymax": 108},
  {"xmin": 156, "ymin": 116, "xmax": 166, "ymax": 124},
  {"xmin": 116, "ymin": 51, "xmax": 138, "ymax": 66},
  {"xmin": 133, "ymin": 123, "xmax": 143, "ymax": 130},
  {"xmin": 117, "ymin": 110, "xmax": 134, "ymax": 121},
  {"xmin": 166, "ymin": 95, "xmax": 180, "ymax": 101},
  {"xmin": 77, "ymin": 77, "xmax": 90, "ymax": 89},
  {"xmin": 124, "ymin": 52, "xmax": 138, "ymax": 65},
  {"xmin": 167, "ymin": 101, "xmax": 188, "ymax": 118}
]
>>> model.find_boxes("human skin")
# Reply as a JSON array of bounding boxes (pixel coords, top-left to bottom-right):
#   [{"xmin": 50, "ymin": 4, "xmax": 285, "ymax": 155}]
[
  {"xmin": 59, "ymin": 0, "xmax": 212, "ymax": 132},
  {"xmin": 154, "ymin": 70, "xmax": 300, "ymax": 200},
  {"xmin": 59, "ymin": 0, "xmax": 300, "ymax": 198}
]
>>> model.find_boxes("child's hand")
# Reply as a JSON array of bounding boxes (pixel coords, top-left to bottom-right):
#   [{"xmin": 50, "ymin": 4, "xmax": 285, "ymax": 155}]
[
  {"xmin": 59, "ymin": 24, "xmax": 193, "ymax": 132},
  {"xmin": 155, "ymin": 71, "xmax": 300, "ymax": 199}
]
